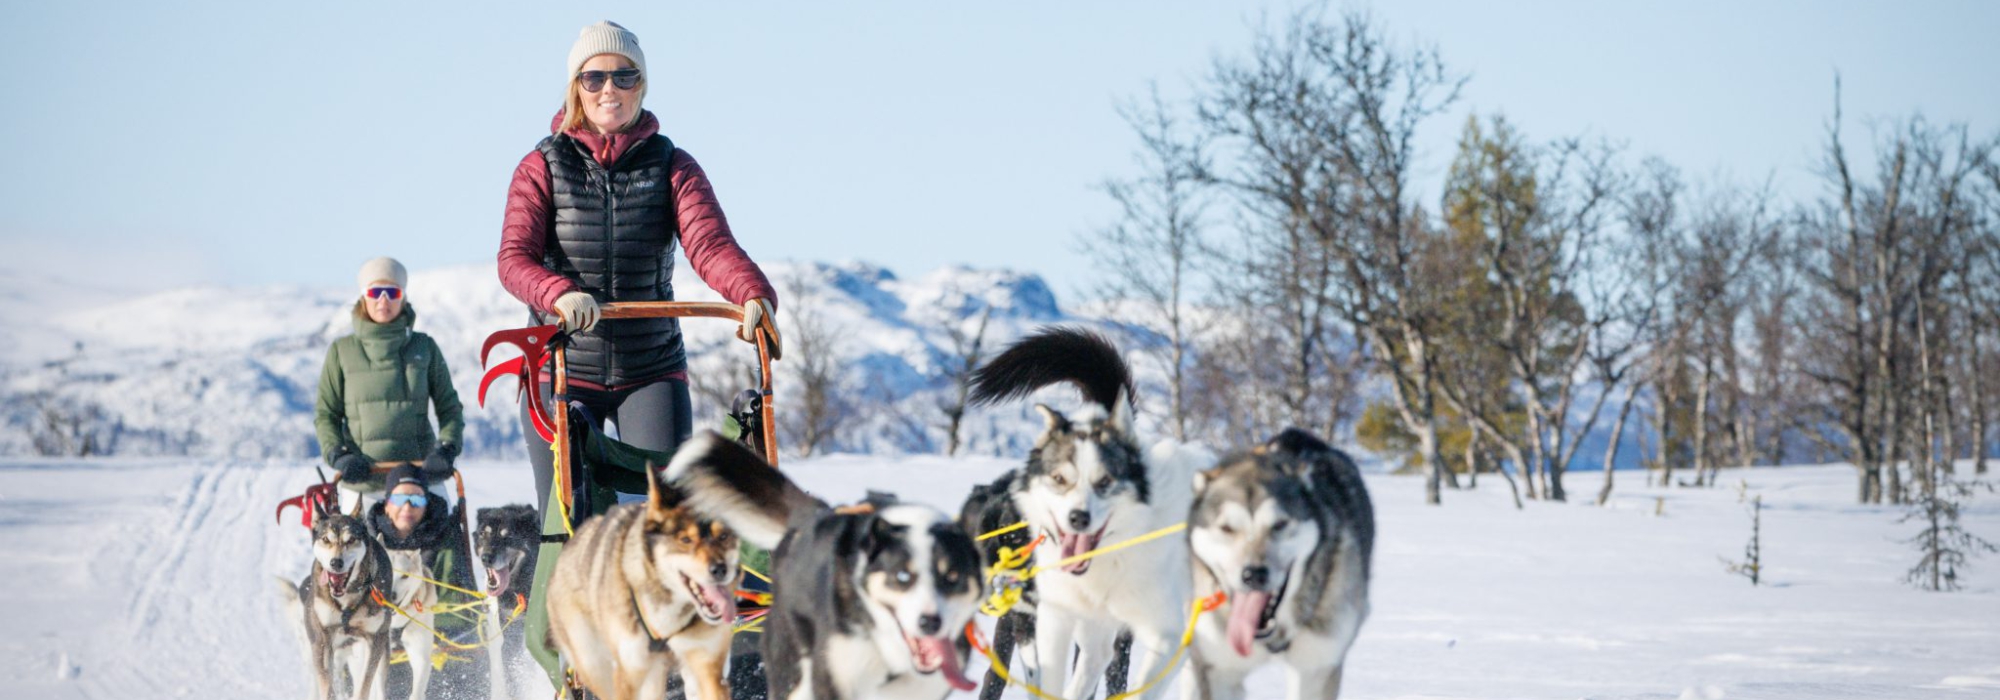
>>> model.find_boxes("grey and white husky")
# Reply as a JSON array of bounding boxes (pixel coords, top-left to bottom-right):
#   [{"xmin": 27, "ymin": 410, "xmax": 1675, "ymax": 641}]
[
  {"xmin": 667, "ymin": 431, "xmax": 985, "ymax": 700},
  {"xmin": 1185, "ymin": 428, "xmax": 1373, "ymax": 700},
  {"xmin": 280, "ymin": 511, "xmax": 396, "ymax": 700},
  {"xmin": 968, "ymin": 327, "xmax": 1210, "ymax": 700}
]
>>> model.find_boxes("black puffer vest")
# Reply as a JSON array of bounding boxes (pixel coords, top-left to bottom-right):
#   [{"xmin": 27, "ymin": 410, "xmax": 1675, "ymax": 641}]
[{"xmin": 534, "ymin": 132, "xmax": 686, "ymax": 387}]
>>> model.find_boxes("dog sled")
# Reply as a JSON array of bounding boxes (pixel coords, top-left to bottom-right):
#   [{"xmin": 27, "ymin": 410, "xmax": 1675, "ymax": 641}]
[
  {"xmin": 275, "ymin": 459, "xmax": 493, "ymax": 699},
  {"xmin": 478, "ymin": 300, "xmax": 781, "ymax": 700}
]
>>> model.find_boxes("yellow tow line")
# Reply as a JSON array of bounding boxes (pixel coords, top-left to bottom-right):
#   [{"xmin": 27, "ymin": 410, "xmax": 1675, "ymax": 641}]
[{"xmin": 967, "ymin": 520, "xmax": 1210, "ymax": 699}]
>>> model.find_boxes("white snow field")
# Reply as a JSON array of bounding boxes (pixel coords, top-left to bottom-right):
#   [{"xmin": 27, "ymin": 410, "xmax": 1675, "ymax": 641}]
[{"xmin": 1, "ymin": 456, "xmax": 1997, "ymax": 699}]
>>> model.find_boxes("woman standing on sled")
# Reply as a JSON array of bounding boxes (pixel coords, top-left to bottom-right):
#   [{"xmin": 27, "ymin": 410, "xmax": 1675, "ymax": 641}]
[
  {"xmin": 315, "ymin": 256, "xmax": 465, "ymax": 508},
  {"xmin": 497, "ymin": 20, "xmax": 779, "ymax": 514}
]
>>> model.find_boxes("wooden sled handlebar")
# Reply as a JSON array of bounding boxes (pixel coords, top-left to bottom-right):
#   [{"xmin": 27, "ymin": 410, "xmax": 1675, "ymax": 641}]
[{"xmin": 594, "ymin": 301, "xmax": 781, "ymax": 464}]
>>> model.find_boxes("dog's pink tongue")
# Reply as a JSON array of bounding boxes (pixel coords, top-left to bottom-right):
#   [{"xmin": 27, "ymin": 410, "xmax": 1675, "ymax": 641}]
[
  {"xmin": 917, "ymin": 636, "xmax": 977, "ymax": 691},
  {"xmin": 487, "ymin": 568, "xmax": 510, "ymax": 598},
  {"xmin": 1227, "ymin": 590, "xmax": 1272, "ymax": 657},
  {"xmin": 1060, "ymin": 533, "xmax": 1100, "ymax": 574},
  {"xmin": 700, "ymin": 584, "xmax": 737, "ymax": 621}
]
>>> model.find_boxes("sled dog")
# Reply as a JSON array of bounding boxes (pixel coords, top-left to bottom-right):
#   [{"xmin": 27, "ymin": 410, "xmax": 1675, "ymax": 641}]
[
  {"xmin": 957, "ymin": 470, "xmax": 1137, "ymax": 700},
  {"xmin": 380, "ymin": 543, "xmax": 441, "ymax": 700},
  {"xmin": 1185, "ymin": 428, "xmax": 1374, "ymax": 700},
  {"xmin": 668, "ymin": 431, "xmax": 983, "ymax": 700},
  {"xmin": 475, "ymin": 504, "xmax": 540, "ymax": 698},
  {"xmin": 956, "ymin": 471, "xmax": 1037, "ymax": 700},
  {"xmin": 282, "ymin": 511, "xmax": 396, "ymax": 700},
  {"xmin": 967, "ymin": 327, "xmax": 1209, "ymax": 700},
  {"xmin": 543, "ymin": 466, "xmax": 741, "ymax": 700}
]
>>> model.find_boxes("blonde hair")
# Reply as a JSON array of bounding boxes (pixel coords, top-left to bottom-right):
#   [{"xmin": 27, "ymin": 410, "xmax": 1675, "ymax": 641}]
[{"xmin": 560, "ymin": 56, "xmax": 646, "ymax": 134}]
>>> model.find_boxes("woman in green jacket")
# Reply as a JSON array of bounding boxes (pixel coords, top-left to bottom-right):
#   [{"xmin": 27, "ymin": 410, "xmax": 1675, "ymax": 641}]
[{"xmin": 314, "ymin": 256, "xmax": 465, "ymax": 504}]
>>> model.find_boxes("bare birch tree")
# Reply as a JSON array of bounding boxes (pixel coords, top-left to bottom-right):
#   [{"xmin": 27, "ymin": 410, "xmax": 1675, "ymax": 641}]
[
  {"xmin": 776, "ymin": 271, "xmax": 863, "ymax": 457},
  {"xmin": 936, "ymin": 305, "xmax": 992, "ymax": 456},
  {"xmin": 1195, "ymin": 7, "xmax": 1464, "ymax": 503},
  {"xmin": 1082, "ymin": 85, "xmax": 1211, "ymax": 442}
]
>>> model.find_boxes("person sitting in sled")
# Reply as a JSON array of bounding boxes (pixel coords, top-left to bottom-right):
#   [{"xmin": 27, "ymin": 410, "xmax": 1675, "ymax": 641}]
[
  {"xmin": 314, "ymin": 256, "xmax": 465, "ymax": 509},
  {"xmin": 496, "ymin": 20, "xmax": 779, "ymax": 514},
  {"xmin": 366, "ymin": 464, "xmax": 483, "ymax": 698}
]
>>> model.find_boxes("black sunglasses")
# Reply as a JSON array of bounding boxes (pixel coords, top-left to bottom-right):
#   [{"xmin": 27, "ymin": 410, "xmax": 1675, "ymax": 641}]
[{"xmin": 577, "ymin": 69, "xmax": 642, "ymax": 93}]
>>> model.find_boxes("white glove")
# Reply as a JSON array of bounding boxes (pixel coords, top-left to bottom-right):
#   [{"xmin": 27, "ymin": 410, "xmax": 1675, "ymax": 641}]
[
  {"xmin": 552, "ymin": 291, "xmax": 600, "ymax": 333},
  {"xmin": 738, "ymin": 298, "xmax": 781, "ymax": 357}
]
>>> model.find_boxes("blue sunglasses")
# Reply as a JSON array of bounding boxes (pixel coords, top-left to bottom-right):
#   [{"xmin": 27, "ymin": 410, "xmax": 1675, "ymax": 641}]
[
  {"xmin": 387, "ymin": 493, "xmax": 429, "ymax": 508},
  {"xmin": 366, "ymin": 285, "xmax": 403, "ymax": 300}
]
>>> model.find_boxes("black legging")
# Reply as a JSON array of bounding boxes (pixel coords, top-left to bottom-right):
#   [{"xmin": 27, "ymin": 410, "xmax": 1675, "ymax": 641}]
[{"xmin": 519, "ymin": 377, "xmax": 692, "ymax": 516}]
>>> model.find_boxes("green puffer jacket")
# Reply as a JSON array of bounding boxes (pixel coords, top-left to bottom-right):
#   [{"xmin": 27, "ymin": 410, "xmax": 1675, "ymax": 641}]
[{"xmin": 315, "ymin": 303, "xmax": 465, "ymax": 485}]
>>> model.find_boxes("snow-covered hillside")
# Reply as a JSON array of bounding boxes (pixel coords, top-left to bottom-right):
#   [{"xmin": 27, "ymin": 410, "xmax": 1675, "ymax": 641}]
[
  {"xmin": 0, "ymin": 261, "xmax": 1108, "ymax": 461},
  {"xmin": 1, "ymin": 456, "xmax": 1995, "ymax": 699}
]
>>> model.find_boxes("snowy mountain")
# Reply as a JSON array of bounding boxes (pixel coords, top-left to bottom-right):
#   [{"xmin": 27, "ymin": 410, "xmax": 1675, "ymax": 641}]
[{"xmin": 0, "ymin": 261, "xmax": 1138, "ymax": 461}]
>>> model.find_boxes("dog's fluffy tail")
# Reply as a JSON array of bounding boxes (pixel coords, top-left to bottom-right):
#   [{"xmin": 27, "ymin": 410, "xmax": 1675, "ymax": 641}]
[
  {"xmin": 274, "ymin": 575, "xmax": 309, "ymax": 655},
  {"xmin": 969, "ymin": 326, "xmax": 1133, "ymax": 412},
  {"xmin": 666, "ymin": 431, "xmax": 827, "ymax": 549}
]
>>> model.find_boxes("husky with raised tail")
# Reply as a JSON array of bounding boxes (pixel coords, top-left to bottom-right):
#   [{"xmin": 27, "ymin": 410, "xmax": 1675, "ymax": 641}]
[
  {"xmin": 667, "ymin": 431, "xmax": 984, "ymax": 700},
  {"xmin": 1185, "ymin": 428, "xmax": 1373, "ymax": 700},
  {"xmin": 967, "ymin": 327, "xmax": 1209, "ymax": 700}
]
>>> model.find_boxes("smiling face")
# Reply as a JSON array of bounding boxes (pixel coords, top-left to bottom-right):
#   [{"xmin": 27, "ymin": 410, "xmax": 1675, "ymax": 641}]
[
  {"xmin": 312, "ymin": 514, "xmax": 372, "ymax": 598},
  {"xmin": 363, "ymin": 281, "xmax": 404, "ymax": 323},
  {"xmin": 857, "ymin": 505, "xmax": 981, "ymax": 691},
  {"xmin": 1015, "ymin": 404, "xmax": 1148, "ymax": 575},
  {"xmin": 475, "ymin": 506, "xmax": 537, "ymax": 600},
  {"xmin": 644, "ymin": 475, "xmax": 740, "ymax": 625},
  {"xmin": 1189, "ymin": 459, "xmax": 1323, "ymax": 656},
  {"xmin": 386, "ymin": 483, "xmax": 427, "ymax": 537},
  {"xmin": 575, "ymin": 54, "xmax": 642, "ymax": 134}
]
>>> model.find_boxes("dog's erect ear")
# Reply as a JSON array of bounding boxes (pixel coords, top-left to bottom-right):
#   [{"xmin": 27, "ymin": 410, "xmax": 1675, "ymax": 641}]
[
  {"xmin": 1110, "ymin": 391, "xmax": 1134, "ymax": 436},
  {"xmin": 645, "ymin": 461, "xmax": 681, "ymax": 518},
  {"xmin": 1034, "ymin": 404, "xmax": 1070, "ymax": 434},
  {"xmin": 1264, "ymin": 427, "xmax": 1333, "ymax": 477},
  {"xmin": 311, "ymin": 490, "xmax": 333, "ymax": 523},
  {"xmin": 1193, "ymin": 466, "xmax": 1222, "ymax": 495}
]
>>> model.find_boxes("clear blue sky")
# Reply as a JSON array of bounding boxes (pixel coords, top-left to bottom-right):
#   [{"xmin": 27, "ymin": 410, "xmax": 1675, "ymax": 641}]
[{"xmin": 2, "ymin": 1, "xmax": 1995, "ymax": 298}]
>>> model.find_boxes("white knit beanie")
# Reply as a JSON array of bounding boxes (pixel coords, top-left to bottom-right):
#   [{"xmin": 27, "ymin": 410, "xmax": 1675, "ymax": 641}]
[
  {"xmin": 568, "ymin": 21, "xmax": 646, "ymax": 79},
  {"xmin": 357, "ymin": 256, "xmax": 408, "ymax": 293}
]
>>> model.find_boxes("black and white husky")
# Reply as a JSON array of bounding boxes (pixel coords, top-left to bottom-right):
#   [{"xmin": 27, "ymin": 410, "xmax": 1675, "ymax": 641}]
[
  {"xmin": 666, "ymin": 431, "xmax": 985, "ymax": 700},
  {"xmin": 968, "ymin": 327, "xmax": 1209, "ymax": 700},
  {"xmin": 957, "ymin": 470, "xmax": 1134, "ymax": 700},
  {"xmin": 1185, "ymin": 428, "xmax": 1374, "ymax": 700}
]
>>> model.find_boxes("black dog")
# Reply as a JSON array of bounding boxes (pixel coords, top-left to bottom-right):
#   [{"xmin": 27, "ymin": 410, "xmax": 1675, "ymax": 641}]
[{"xmin": 474, "ymin": 504, "xmax": 540, "ymax": 696}]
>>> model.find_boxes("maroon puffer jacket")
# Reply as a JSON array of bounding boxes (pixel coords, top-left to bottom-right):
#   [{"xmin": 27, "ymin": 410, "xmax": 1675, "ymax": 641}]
[{"xmin": 497, "ymin": 110, "xmax": 777, "ymax": 390}]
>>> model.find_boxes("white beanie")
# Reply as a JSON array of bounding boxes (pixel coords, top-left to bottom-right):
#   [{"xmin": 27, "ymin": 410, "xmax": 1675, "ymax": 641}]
[
  {"xmin": 357, "ymin": 257, "xmax": 408, "ymax": 293},
  {"xmin": 568, "ymin": 21, "xmax": 646, "ymax": 79}
]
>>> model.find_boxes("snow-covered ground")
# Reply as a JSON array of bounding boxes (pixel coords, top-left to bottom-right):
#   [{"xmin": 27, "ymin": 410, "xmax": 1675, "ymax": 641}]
[{"xmin": 2, "ymin": 454, "xmax": 1996, "ymax": 699}]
